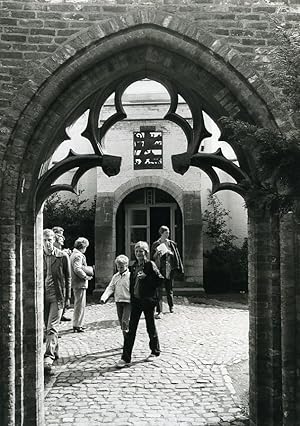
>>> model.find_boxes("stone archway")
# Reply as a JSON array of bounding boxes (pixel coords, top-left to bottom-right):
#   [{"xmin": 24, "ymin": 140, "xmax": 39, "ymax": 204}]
[
  {"xmin": 114, "ymin": 177, "xmax": 184, "ymax": 211},
  {"xmin": 0, "ymin": 13, "xmax": 294, "ymax": 426}
]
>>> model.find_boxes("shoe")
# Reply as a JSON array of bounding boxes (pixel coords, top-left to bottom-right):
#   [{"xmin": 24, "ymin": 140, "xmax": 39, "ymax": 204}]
[
  {"xmin": 61, "ymin": 316, "xmax": 71, "ymax": 322},
  {"xmin": 116, "ymin": 359, "xmax": 130, "ymax": 369},
  {"xmin": 146, "ymin": 353, "xmax": 157, "ymax": 362},
  {"xmin": 44, "ymin": 363, "xmax": 55, "ymax": 376},
  {"xmin": 169, "ymin": 307, "xmax": 174, "ymax": 313},
  {"xmin": 73, "ymin": 327, "xmax": 85, "ymax": 333},
  {"xmin": 155, "ymin": 313, "xmax": 162, "ymax": 319}
]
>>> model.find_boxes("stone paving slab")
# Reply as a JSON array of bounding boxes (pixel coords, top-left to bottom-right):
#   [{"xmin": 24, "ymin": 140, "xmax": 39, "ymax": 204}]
[{"xmin": 44, "ymin": 299, "xmax": 249, "ymax": 425}]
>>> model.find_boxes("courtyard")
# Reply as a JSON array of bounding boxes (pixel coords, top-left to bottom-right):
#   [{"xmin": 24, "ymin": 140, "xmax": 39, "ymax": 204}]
[{"xmin": 44, "ymin": 297, "xmax": 249, "ymax": 425}]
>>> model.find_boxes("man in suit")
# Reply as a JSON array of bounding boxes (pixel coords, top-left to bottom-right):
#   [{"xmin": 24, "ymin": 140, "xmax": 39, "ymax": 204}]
[
  {"xmin": 43, "ymin": 228, "xmax": 71, "ymax": 375},
  {"xmin": 52, "ymin": 226, "xmax": 72, "ymax": 321},
  {"xmin": 151, "ymin": 225, "xmax": 184, "ymax": 317}
]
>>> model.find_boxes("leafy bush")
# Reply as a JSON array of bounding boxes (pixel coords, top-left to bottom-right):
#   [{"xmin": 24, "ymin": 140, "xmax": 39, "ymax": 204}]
[
  {"xmin": 43, "ymin": 191, "xmax": 96, "ymax": 268},
  {"xmin": 202, "ymin": 193, "xmax": 237, "ymax": 250},
  {"xmin": 220, "ymin": 117, "xmax": 300, "ymax": 214},
  {"xmin": 266, "ymin": 19, "xmax": 300, "ymax": 114},
  {"xmin": 203, "ymin": 193, "xmax": 248, "ymax": 293}
]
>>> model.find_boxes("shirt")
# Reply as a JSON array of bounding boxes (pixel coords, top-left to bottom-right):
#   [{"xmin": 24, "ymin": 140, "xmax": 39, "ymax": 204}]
[
  {"xmin": 101, "ymin": 269, "xmax": 130, "ymax": 303},
  {"xmin": 158, "ymin": 239, "xmax": 173, "ymax": 279},
  {"xmin": 44, "ymin": 251, "xmax": 56, "ymax": 301},
  {"xmin": 133, "ymin": 264, "xmax": 144, "ymax": 299}
]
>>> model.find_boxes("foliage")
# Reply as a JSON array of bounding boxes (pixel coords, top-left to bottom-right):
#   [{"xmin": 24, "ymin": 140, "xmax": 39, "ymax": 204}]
[
  {"xmin": 266, "ymin": 19, "xmax": 300, "ymax": 114},
  {"xmin": 202, "ymin": 192, "xmax": 237, "ymax": 250},
  {"xmin": 218, "ymin": 23, "xmax": 300, "ymax": 215},
  {"xmin": 203, "ymin": 193, "xmax": 248, "ymax": 293},
  {"xmin": 220, "ymin": 117, "xmax": 300, "ymax": 213},
  {"xmin": 43, "ymin": 190, "xmax": 96, "ymax": 265}
]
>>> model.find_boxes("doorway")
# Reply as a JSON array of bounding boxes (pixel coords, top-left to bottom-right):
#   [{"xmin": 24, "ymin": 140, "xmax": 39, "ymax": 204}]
[
  {"xmin": 150, "ymin": 206, "xmax": 171, "ymax": 244},
  {"xmin": 125, "ymin": 204, "xmax": 177, "ymax": 260},
  {"xmin": 116, "ymin": 187, "xmax": 182, "ymax": 261}
]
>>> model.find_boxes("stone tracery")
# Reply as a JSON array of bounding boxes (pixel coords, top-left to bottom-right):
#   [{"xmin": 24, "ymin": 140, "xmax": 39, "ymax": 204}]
[{"xmin": 35, "ymin": 77, "xmax": 250, "ymax": 212}]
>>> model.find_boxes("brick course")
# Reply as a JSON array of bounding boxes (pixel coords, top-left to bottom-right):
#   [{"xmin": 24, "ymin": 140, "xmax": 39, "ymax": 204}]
[{"xmin": 0, "ymin": 0, "xmax": 299, "ymax": 124}]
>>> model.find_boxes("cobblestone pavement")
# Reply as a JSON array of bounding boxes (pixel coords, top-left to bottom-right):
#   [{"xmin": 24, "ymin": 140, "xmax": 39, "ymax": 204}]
[{"xmin": 44, "ymin": 298, "xmax": 249, "ymax": 425}]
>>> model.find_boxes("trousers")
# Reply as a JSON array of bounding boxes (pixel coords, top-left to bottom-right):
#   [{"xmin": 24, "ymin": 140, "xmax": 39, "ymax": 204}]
[
  {"xmin": 116, "ymin": 302, "xmax": 131, "ymax": 335},
  {"xmin": 44, "ymin": 297, "xmax": 63, "ymax": 365},
  {"xmin": 122, "ymin": 300, "xmax": 160, "ymax": 363},
  {"xmin": 73, "ymin": 288, "xmax": 86, "ymax": 328},
  {"xmin": 156, "ymin": 278, "xmax": 173, "ymax": 313}
]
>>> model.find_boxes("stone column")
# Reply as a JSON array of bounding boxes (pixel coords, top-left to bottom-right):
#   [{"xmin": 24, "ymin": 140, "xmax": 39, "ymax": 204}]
[
  {"xmin": 0, "ymin": 221, "xmax": 16, "ymax": 425},
  {"xmin": 22, "ymin": 211, "xmax": 44, "ymax": 425},
  {"xmin": 94, "ymin": 193, "xmax": 115, "ymax": 299},
  {"xmin": 182, "ymin": 191, "xmax": 204, "ymax": 295},
  {"xmin": 15, "ymin": 220, "xmax": 23, "ymax": 426},
  {"xmin": 295, "ymin": 203, "xmax": 300, "ymax": 423},
  {"xmin": 280, "ymin": 208, "xmax": 300, "ymax": 425},
  {"xmin": 248, "ymin": 205, "xmax": 282, "ymax": 426}
]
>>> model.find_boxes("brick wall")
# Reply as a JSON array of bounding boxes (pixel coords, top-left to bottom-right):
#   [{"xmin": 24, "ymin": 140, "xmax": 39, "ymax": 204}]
[{"xmin": 0, "ymin": 0, "xmax": 299, "ymax": 128}]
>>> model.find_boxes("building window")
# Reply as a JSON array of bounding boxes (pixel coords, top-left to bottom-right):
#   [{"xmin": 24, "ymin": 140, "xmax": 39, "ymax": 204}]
[{"xmin": 133, "ymin": 131, "xmax": 163, "ymax": 170}]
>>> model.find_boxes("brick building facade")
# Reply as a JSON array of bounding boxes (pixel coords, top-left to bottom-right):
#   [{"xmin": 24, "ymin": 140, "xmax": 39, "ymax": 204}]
[{"xmin": 0, "ymin": 1, "xmax": 299, "ymax": 425}]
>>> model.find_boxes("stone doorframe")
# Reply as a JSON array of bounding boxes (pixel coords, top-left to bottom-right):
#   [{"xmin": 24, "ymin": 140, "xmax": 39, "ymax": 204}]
[
  {"xmin": 94, "ymin": 176, "xmax": 204, "ymax": 298},
  {"xmin": 0, "ymin": 12, "xmax": 298, "ymax": 426}
]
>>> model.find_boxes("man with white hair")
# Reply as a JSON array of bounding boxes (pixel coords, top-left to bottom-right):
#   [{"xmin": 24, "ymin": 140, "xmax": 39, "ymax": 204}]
[
  {"xmin": 43, "ymin": 228, "xmax": 71, "ymax": 375},
  {"xmin": 70, "ymin": 237, "xmax": 94, "ymax": 333},
  {"xmin": 52, "ymin": 226, "xmax": 72, "ymax": 321}
]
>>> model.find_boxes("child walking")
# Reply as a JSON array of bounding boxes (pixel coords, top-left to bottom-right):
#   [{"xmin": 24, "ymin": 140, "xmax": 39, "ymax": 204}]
[{"xmin": 100, "ymin": 255, "xmax": 131, "ymax": 337}]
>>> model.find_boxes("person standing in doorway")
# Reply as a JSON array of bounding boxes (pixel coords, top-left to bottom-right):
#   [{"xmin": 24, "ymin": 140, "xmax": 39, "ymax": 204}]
[
  {"xmin": 43, "ymin": 228, "xmax": 71, "ymax": 375},
  {"xmin": 151, "ymin": 225, "xmax": 184, "ymax": 317},
  {"xmin": 116, "ymin": 241, "xmax": 164, "ymax": 368},
  {"xmin": 70, "ymin": 237, "xmax": 93, "ymax": 333}
]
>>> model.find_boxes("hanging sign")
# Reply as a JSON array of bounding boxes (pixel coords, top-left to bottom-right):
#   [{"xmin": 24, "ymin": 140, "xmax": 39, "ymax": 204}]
[{"xmin": 133, "ymin": 131, "xmax": 163, "ymax": 170}]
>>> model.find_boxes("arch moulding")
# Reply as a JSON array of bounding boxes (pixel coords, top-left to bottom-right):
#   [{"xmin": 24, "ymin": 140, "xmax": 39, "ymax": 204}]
[{"xmin": 113, "ymin": 176, "xmax": 184, "ymax": 213}]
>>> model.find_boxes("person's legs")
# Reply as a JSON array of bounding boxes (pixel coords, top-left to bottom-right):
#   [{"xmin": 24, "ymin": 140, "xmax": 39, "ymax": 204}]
[
  {"xmin": 121, "ymin": 303, "xmax": 142, "ymax": 363},
  {"xmin": 44, "ymin": 300, "xmax": 63, "ymax": 366},
  {"xmin": 165, "ymin": 278, "xmax": 174, "ymax": 312},
  {"xmin": 143, "ymin": 303, "xmax": 160, "ymax": 356},
  {"xmin": 44, "ymin": 298, "xmax": 50, "ymax": 342},
  {"xmin": 116, "ymin": 302, "xmax": 123, "ymax": 327},
  {"xmin": 116, "ymin": 302, "xmax": 129, "ymax": 337},
  {"xmin": 73, "ymin": 288, "xmax": 86, "ymax": 328},
  {"xmin": 155, "ymin": 286, "xmax": 163, "ymax": 316},
  {"xmin": 121, "ymin": 302, "xmax": 131, "ymax": 335},
  {"xmin": 61, "ymin": 305, "xmax": 71, "ymax": 321}
]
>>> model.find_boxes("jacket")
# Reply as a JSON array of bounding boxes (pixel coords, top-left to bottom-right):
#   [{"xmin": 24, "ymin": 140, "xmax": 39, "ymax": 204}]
[
  {"xmin": 43, "ymin": 247, "xmax": 71, "ymax": 309},
  {"xmin": 101, "ymin": 269, "xmax": 130, "ymax": 303},
  {"xmin": 151, "ymin": 239, "xmax": 184, "ymax": 276},
  {"xmin": 129, "ymin": 260, "xmax": 164, "ymax": 304},
  {"xmin": 70, "ymin": 248, "xmax": 89, "ymax": 289}
]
